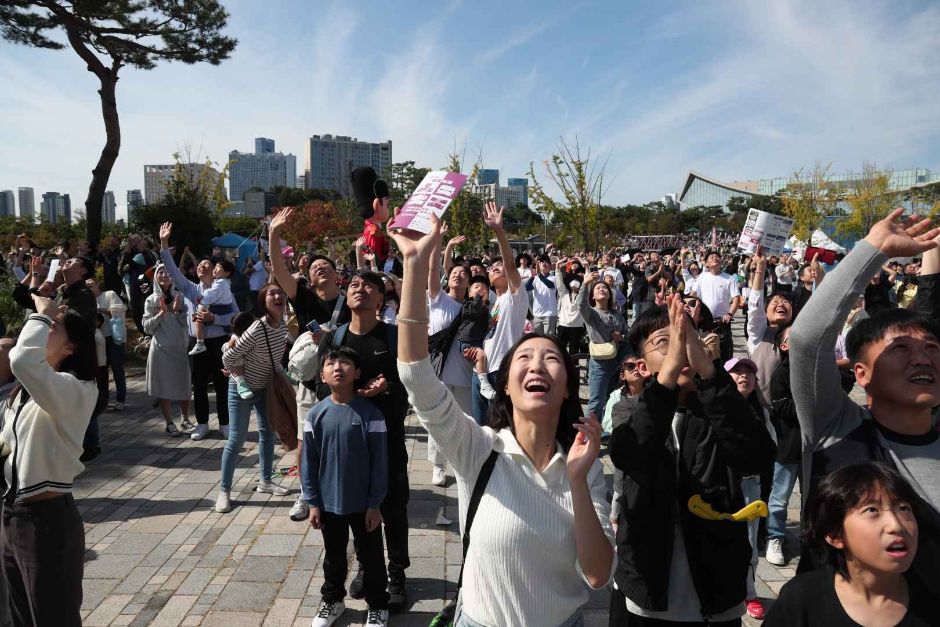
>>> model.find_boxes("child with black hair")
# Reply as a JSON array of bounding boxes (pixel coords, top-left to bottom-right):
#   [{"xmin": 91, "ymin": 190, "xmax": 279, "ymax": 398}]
[
  {"xmin": 226, "ymin": 311, "xmax": 258, "ymax": 400},
  {"xmin": 301, "ymin": 346, "xmax": 389, "ymax": 627},
  {"xmin": 189, "ymin": 258, "xmax": 236, "ymax": 356},
  {"xmin": 456, "ymin": 275, "xmax": 491, "ymax": 353},
  {"xmin": 765, "ymin": 462, "xmax": 931, "ymax": 626}
]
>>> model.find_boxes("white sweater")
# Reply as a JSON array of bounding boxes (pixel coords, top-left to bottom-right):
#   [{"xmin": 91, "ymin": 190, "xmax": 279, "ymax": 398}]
[
  {"xmin": 0, "ymin": 315, "xmax": 98, "ymax": 501},
  {"xmin": 398, "ymin": 358, "xmax": 615, "ymax": 627}
]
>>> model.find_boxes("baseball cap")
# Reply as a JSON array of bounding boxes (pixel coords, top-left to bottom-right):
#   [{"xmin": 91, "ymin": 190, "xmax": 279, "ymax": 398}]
[{"xmin": 724, "ymin": 357, "xmax": 758, "ymax": 374}]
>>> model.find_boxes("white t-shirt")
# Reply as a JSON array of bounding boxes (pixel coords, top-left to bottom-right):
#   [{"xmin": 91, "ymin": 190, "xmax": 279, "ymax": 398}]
[
  {"xmin": 484, "ymin": 286, "xmax": 529, "ymax": 373},
  {"xmin": 528, "ymin": 273, "xmax": 558, "ymax": 318},
  {"xmin": 601, "ymin": 266, "xmax": 624, "ymax": 288},
  {"xmin": 96, "ymin": 290, "xmax": 126, "ymax": 338},
  {"xmin": 248, "ymin": 260, "xmax": 267, "ymax": 291},
  {"xmin": 696, "ymin": 272, "xmax": 740, "ymax": 318},
  {"xmin": 429, "ymin": 291, "xmax": 472, "ymax": 387}
]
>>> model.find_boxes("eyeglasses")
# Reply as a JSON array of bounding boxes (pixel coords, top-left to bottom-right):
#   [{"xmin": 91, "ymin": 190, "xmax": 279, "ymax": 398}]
[{"xmin": 643, "ymin": 334, "xmax": 670, "ymax": 355}]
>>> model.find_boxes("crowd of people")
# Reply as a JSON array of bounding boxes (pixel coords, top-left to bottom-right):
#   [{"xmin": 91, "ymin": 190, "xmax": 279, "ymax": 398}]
[{"xmin": 0, "ymin": 165, "xmax": 937, "ymax": 627}]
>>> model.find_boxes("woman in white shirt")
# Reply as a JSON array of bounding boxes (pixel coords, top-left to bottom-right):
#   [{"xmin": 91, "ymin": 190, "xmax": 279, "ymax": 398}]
[
  {"xmin": 0, "ymin": 297, "xmax": 98, "ymax": 626},
  {"xmin": 390, "ymin": 220, "xmax": 615, "ymax": 627}
]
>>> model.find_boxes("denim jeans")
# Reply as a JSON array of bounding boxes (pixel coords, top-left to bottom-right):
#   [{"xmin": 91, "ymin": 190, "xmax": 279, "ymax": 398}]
[
  {"xmin": 470, "ymin": 371, "xmax": 490, "ymax": 426},
  {"xmin": 587, "ymin": 356, "xmax": 621, "ymax": 420},
  {"xmin": 219, "ymin": 381, "xmax": 274, "ymax": 492},
  {"xmin": 767, "ymin": 462, "xmax": 800, "ymax": 540},
  {"xmin": 741, "ymin": 475, "xmax": 761, "ymax": 599},
  {"xmin": 105, "ymin": 336, "xmax": 126, "ymax": 403}
]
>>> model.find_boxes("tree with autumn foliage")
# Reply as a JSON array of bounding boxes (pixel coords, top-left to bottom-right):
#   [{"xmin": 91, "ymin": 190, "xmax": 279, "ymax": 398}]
[
  {"xmin": 836, "ymin": 163, "xmax": 899, "ymax": 240},
  {"xmin": 277, "ymin": 199, "xmax": 359, "ymax": 251},
  {"xmin": 781, "ymin": 162, "xmax": 844, "ymax": 242}
]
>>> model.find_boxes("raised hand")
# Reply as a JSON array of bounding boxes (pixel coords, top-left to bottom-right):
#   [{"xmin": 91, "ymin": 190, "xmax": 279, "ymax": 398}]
[
  {"xmin": 270, "ymin": 207, "xmax": 293, "ymax": 233},
  {"xmin": 483, "ymin": 201, "xmax": 505, "ymax": 232},
  {"xmin": 446, "ymin": 234, "xmax": 467, "ymax": 249},
  {"xmin": 584, "ymin": 270, "xmax": 600, "ymax": 284},
  {"xmin": 567, "ymin": 412, "xmax": 602, "ymax": 483},
  {"xmin": 657, "ymin": 294, "xmax": 689, "ymax": 389},
  {"xmin": 864, "ymin": 208, "xmax": 940, "ymax": 258},
  {"xmin": 159, "ymin": 222, "xmax": 172, "ymax": 246}
]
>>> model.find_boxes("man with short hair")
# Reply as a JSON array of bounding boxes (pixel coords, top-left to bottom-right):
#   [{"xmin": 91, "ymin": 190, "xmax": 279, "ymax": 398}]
[
  {"xmin": 526, "ymin": 254, "xmax": 558, "ymax": 335},
  {"xmin": 696, "ymin": 250, "xmax": 740, "ymax": 362},
  {"xmin": 791, "ymin": 210, "xmax": 940, "ymax": 589}
]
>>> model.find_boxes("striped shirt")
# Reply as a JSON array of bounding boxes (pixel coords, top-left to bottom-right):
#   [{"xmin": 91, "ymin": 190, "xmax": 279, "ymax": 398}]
[{"xmin": 221, "ymin": 317, "xmax": 288, "ymax": 391}]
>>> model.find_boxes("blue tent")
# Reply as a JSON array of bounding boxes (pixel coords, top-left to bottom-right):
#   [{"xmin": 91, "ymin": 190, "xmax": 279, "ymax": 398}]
[{"xmin": 211, "ymin": 232, "xmax": 259, "ymax": 271}]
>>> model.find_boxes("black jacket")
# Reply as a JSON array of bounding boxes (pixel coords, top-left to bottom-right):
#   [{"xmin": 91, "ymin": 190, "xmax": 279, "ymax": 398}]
[
  {"xmin": 14, "ymin": 280, "xmax": 97, "ymax": 330},
  {"xmin": 609, "ymin": 367, "xmax": 777, "ymax": 618},
  {"xmin": 769, "ymin": 356, "xmax": 801, "ymax": 464}
]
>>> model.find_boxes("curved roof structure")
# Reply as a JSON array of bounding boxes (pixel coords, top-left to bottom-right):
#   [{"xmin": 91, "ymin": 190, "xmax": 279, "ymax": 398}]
[{"xmin": 678, "ymin": 170, "xmax": 765, "ymax": 204}]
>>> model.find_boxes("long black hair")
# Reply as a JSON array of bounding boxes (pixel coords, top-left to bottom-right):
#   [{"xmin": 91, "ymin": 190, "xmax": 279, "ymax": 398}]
[{"xmin": 487, "ymin": 332, "xmax": 580, "ymax": 452}]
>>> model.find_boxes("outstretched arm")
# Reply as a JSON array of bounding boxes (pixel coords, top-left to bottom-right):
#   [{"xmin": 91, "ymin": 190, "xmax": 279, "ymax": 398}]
[
  {"xmin": 268, "ymin": 208, "xmax": 299, "ymax": 300},
  {"xmin": 484, "ymin": 201, "xmax": 522, "ymax": 293}
]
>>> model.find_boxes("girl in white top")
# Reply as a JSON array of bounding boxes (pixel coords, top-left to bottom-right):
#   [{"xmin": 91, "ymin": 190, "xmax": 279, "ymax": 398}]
[{"xmin": 390, "ymin": 217, "xmax": 615, "ymax": 627}]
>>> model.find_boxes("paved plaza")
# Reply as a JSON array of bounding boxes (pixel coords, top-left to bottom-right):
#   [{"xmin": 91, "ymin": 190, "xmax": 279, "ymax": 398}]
[{"xmin": 76, "ymin": 324, "xmax": 808, "ymax": 626}]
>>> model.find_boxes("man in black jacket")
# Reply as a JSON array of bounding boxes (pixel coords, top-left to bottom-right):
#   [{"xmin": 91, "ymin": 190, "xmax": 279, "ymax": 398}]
[
  {"xmin": 14, "ymin": 255, "xmax": 97, "ymax": 330},
  {"xmin": 608, "ymin": 295, "xmax": 776, "ymax": 626}
]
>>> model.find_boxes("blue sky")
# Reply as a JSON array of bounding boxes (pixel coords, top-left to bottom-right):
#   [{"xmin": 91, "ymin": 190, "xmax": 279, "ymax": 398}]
[{"xmin": 2, "ymin": 0, "xmax": 940, "ymax": 221}]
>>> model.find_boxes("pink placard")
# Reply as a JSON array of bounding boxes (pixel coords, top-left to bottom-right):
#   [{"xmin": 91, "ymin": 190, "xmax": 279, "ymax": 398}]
[{"xmin": 388, "ymin": 171, "xmax": 469, "ymax": 234}]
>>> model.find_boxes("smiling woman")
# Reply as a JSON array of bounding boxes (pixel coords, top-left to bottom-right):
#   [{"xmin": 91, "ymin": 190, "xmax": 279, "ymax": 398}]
[{"xmin": 390, "ymin": 217, "xmax": 614, "ymax": 627}]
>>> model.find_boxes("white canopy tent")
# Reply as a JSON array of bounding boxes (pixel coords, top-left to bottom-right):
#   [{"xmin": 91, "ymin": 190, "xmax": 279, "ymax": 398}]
[{"xmin": 786, "ymin": 229, "xmax": 847, "ymax": 255}]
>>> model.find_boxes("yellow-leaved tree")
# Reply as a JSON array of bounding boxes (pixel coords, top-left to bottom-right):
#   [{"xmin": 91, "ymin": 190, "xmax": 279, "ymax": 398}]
[
  {"xmin": 836, "ymin": 163, "xmax": 898, "ymax": 240},
  {"xmin": 781, "ymin": 162, "xmax": 843, "ymax": 242}
]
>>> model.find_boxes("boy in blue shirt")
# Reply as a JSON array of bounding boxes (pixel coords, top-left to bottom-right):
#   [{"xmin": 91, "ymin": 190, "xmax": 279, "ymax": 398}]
[{"xmin": 301, "ymin": 346, "xmax": 390, "ymax": 627}]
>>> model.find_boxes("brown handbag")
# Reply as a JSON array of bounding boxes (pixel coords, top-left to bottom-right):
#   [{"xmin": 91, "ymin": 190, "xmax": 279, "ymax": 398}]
[{"xmin": 261, "ymin": 321, "xmax": 298, "ymax": 451}]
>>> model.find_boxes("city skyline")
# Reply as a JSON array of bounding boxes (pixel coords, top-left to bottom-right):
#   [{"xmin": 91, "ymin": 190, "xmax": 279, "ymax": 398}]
[{"xmin": 2, "ymin": 0, "xmax": 939, "ymax": 223}]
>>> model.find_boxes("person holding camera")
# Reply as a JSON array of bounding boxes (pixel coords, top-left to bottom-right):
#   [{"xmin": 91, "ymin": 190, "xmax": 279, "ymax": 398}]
[{"xmin": 0, "ymin": 296, "xmax": 99, "ymax": 626}]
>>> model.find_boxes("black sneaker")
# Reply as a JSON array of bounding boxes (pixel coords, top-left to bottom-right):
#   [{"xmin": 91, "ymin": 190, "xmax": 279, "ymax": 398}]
[
  {"xmin": 348, "ymin": 568, "xmax": 365, "ymax": 599},
  {"xmin": 388, "ymin": 577, "xmax": 408, "ymax": 613},
  {"xmin": 80, "ymin": 446, "xmax": 101, "ymax": 462}
]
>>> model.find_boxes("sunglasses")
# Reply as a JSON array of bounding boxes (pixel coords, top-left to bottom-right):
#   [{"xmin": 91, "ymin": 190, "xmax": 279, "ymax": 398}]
[{"xmin": 622, "ymin": 361, "xmax": 638, "ymax": 373}]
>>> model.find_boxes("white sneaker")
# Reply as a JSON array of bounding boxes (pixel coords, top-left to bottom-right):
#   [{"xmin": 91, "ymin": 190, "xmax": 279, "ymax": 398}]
[
  {"xmin": 219, "ymin": 425, "xmax": 230, "ymax": 439},
  {"xmin": 188, "ymin": 342, "xmax": 207, "ymax": 356},
  {"xmin": 109, "ymin": 401, "xmax": 124, "ymax": 411},
  {"xmin": 190, "ymin": 424, "xmax": 210, "ymax": 441},
  {"xmin": 256, "ymin": 481, "xmax": 290, "ymax": 496},
  {"xmin": 365, "ymin": 608, "xmax": 389, "ymax": 627},
  {"xmin": 215, "ymin": 490, "xmax": 231, "ymax": 513},
  {"xmin": 312, "ymin": 600, "xmax": 345, "ymax": 627},
  {"xmin": 431, "ymin": 464, "xmax": 447, "ymax": 486},
  {"xmin": 766, "ymin": 538, "xmax": 786, "ymax": 566},
  {"xmin": 289, "ymin": 496, "xmax": 310, "ymax": 521}
]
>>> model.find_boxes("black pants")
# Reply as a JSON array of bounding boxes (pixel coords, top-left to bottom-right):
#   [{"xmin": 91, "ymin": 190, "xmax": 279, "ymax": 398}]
[
  {"xmin": 609, "ymin": 589, "xmax": 741, "ymax": 627},
  {"xmin": 321, "ymin": 511, "xmax": 389, "ymax": 609},
  {"xmin": 1, "ymin": 495, "xmax": 84, "ymax": 627},
  {"xmin": 189, "ymin": 335, "xmax": 230, "ymax": 426},
  {"xmin": 557, "ymin": 325, "xmax": 586, "ymax": 355},
  {"xmin": 715, "ymin": 323, "xmax": 734, "ymax": 363},
  {"xmin": 352, "ymin": 451, "xmax": 410, "ymax": 582}
]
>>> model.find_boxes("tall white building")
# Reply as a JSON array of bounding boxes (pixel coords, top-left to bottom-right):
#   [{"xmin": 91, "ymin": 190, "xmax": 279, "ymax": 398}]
[
  {"xmin": 102, "ymin": 191, "xmax": 116, "ymax": 224},
  {"xmin": 228, "ymin": 138, "xmax": 296, "ymax": 202},
  {"xmin": 305, "ymin": 134, "xmax": 392, "ymax": 198},
  {"xmin": 0, "ymin": 190, "xmax": 14, "ymax": 217},
  {"xmin": 467, "ymin": 178, "xmax": 529, "ymax": 208},
  {"xmin": 18, "ymin": 187, "xmax": 35, "ymax": 219},
  {"xmin": 144, "ymin": 163, "xmax": 226, "ymax": 205}
]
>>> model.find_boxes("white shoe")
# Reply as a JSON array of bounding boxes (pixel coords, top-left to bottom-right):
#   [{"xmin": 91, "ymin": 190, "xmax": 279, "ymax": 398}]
[
  {"xmin": 312, "ymin": 600, "xmax": 345, "ymax": 627},
  {"xmin": 219, "ymin": 425, "xmax": 230, "ymax": 439},
  {"xmin": 215, "ymin": 490, "xmax": 231, "ymax": 513},
  {"xmin": 109, "ymin": 401, "xmax": 124, "ymax": 411},
  {"xmin": 289, "ymin": 496, "xmax": 310, "ymax": 521},
  {"xmin": 766, "ymin": 538, "xmax": 786, "ymax": 566},
  {"xmin": 431, "ymin": 464, "xmax": 447, "ymax": 486},
  {"xmin": 188, "ymin": 342, "xmax": 207, "ymax": 356},
  {"xmin": 365, "ymin": 608, "xmax": 389, "ymax": 627},
  {"xmin": 256, "ymin": 481, "xmax": 290, "ymax": 496},
  {"xmin": 190, "ymin": 424, "xmax": 210, "ymax": 441}
]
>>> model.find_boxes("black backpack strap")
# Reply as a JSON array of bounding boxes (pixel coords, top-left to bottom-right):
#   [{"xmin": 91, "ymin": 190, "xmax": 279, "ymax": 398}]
[{"xmin": 457, "ymin": 449, "xmax": 499, "ymax": 589}]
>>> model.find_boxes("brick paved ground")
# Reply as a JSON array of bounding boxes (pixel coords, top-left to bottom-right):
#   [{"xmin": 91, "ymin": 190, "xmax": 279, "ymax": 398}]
[{"xmin": 76, "ymin": 321, "xmax": 829, "ymax": 626}]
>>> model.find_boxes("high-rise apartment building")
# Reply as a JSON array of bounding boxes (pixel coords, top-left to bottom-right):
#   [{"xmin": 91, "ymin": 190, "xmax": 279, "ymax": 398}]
[
  {"xmin": 41, "ymin": 192, "xmax": 71, "ymax": 224},
  {"xmin": 144, "ymin": 163, "xmax": 226, "ymax": 205},
  {"xmin": 18, "ymin": 187, "xmax": 35, "ymax": 219},
  {"xmin": 477, "ymin": 169, "xmax": 500, "ymax": 186},
  {"xmin": 228, "ymin": 138, "xmax": 297, "ymax": 202},
  {"xmin": 102, "ymin": 191, "xmax": 116, "ymax": 224},
  {"xmin": 0, "ymin": 190, "xmax": 14, "ymax": 217},
  {"xmin": 468, "ymin": 175, "xmax": 528, "ymax": 208},
  {"xmin": 305, "ymin": 134, "xmax": 392, "ymax": 198},
  {"xmin": 127, "ymin": 189, "xmax": 143, "ymax": 212}
]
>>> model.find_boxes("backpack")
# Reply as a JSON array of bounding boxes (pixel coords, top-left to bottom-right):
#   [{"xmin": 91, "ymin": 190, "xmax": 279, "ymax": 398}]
[{"xmin": 302, "ymin": 322, "xmax": 398, "ymax": 394}]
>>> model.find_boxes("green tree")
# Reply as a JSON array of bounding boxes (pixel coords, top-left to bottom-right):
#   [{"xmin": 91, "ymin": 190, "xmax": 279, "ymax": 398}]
[
  {"xmin": 443, "ymin": 151, "xmax": 486, "ymax": 250},
  {"xmin": 383, "ymin": 161, "xmax": 431, "ymax": 207},
  {"xmin": 781, "ymin": 162, "xmax": 843, "ymax": 242},
  {"xmin": 836, "ymin": 163, "xmax": 898, "ymax": 240},
  {"xmin": 528, "ymin": 137, "xmax": 609, "ymax": 251},
  {"xmin": 0, "ymin": 1, "xmax": 236, "ymax": 246}
]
